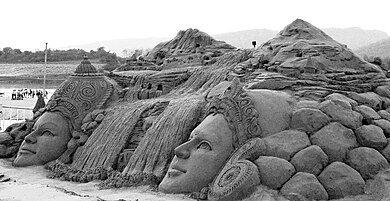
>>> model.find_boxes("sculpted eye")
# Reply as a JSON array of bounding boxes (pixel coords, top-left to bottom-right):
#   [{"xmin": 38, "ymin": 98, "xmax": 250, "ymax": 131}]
[
  {"xmin": 42, "ymin": 130, "xmax": 55, "ymax": 136},
  {"xmin": 197, "ymin": 142, "xmax": 212, "ymax": 151}
]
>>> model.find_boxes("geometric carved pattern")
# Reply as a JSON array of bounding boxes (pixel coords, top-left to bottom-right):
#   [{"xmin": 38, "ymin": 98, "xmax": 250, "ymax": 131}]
[{"xmin": 208, "ymin": 138, "xmax": 263, "ymax": 201}]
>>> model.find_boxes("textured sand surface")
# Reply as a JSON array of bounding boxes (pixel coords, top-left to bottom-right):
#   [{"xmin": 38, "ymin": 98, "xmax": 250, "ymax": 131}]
[{"xmin": 0, "ymin": 159, "xmax": 192, "ymax": 201}]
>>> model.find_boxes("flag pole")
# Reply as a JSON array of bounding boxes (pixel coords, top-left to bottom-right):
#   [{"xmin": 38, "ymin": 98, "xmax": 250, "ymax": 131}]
[{"xmin": 43, "ymin": 43, "xmax": 48, "ymax": 98}]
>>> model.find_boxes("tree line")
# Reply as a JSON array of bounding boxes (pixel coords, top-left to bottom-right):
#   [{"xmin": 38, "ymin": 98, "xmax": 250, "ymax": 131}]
[{"xmin": 0, "ymin": 46, "xmax": 118, "ymax": 64}]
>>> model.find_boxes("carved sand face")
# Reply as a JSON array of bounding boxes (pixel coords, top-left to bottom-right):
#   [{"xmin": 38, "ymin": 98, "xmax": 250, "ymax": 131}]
[
  {"xmin": 159, "ymin": 113, "xmax": 234, "ymax": 193},
  {"xmin": 13, "ymin": 112, "xmax": 71, "ymax": 167}
]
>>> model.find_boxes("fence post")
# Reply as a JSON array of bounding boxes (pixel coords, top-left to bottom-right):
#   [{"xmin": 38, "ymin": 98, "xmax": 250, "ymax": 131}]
[
  {"xmin": 10, "ymin": 108, "xmax": 12, "ymax": 125},
  {"xmin": 0, "ymin": 104, "xmax": 3, "ymax": 130}
]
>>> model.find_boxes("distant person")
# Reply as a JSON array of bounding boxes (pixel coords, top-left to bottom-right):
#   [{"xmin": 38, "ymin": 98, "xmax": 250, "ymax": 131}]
[
  {"xmin": 16, "ymin": 90, "xmax": 23, "ymax": 100},
  {"xmin": 11, "ymin": 90, "xmax": 16, "ymax": 100},
  {"xmin": 33, "ymin": 94, "xmax": 45, "ymax": 114}
]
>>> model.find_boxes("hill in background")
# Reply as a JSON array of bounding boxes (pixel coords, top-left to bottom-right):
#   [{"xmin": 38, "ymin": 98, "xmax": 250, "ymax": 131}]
[
  {"xmin": 213, "ymin": 29, "xmax": 278, "ymax": 49},
  {"xmin": 322, "ymin": 27, "xmax": 388, "ymax": 50},
  {"xmin": 355, "ymin": 38, "xmax": 390, "ymax": 58},
  {"xmin": 62, "ymin": 27, "xmax": 388, "ymax": 56}
]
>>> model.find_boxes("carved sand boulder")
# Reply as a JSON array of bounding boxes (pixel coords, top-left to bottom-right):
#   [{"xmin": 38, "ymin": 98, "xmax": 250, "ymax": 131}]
[
  {"xmin": 254, "ymin": 156, "xmax": 295, "ymax": 189},
  {"xmin": 263, "ymin": 130, "xmax": 311, "ymax": 161},
  {"xmin": 310, "ymin": 122, "xmax": 358, "ymax": 162},
  {"xmin": 319, "ymin": 100, "xmax": 363, "ymax": 129},
  {"xmin": 354, "ymin": 105, "xmax": 381, "ymax": 123},
  {"xmin": 372, "ymin": 119, "xmax": 390, "ymax": 137},
  {"xmin": 347, "ymin": 92, "xmax": 383, "ymax": 110},
  {"xmin": 280, "ymin": 172, "xmax": 328, "ymax": 200},
  {"xmin": 355, "ymin": 125, "xmax": 387, "ymax": 150},
  {"xmin": 346, "ymin": 147, "xmax": 389, "ymax": 179},
  {"xmin": 290, "ymin": 108, "xmax": 331, "ymax": 135},
  {"xmin": 376, "ymin": 85, "xmax": 390, "ymax": 99},
  {"xmin": 378, "ymin": 110, "xmax": 390, "ymax": 121},
  {"xmin": 318, "ymin": 161, "xmax": 365, "ymax": 199},
  {"xmin": 290, "ymin": 145, "xmax": 328, "ymax": 176}
]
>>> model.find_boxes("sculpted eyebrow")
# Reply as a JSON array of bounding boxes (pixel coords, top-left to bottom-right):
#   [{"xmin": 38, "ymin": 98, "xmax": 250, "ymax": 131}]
[
  {"xmin": 190, "ymin": 130, "xmax": 201, "ymax": 138},
  {"xmin": 40, "ymin": 122, "xmax": 59, "ymax": 130}
]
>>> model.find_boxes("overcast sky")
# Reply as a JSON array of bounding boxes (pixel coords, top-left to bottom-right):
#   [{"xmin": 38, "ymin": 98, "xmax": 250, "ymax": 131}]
[{"xmin": 0, "ymin": 0, "xmax": 389, "ymax": 52}]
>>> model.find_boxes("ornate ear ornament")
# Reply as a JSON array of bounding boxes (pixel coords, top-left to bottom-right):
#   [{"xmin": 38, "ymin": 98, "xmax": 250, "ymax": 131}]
[
  {"xmin": 208, "ymin": 138, "xmax": 265, "ymax": 201},
  {"xmin": 206, "ymin": 78, "xmax": 261, "ymax": 148}
]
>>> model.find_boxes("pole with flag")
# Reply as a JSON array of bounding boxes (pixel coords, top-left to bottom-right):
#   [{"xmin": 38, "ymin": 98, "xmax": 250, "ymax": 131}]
[{"xmin": 43, "ymin": 43, "xmax": 47, "ymax": 98}]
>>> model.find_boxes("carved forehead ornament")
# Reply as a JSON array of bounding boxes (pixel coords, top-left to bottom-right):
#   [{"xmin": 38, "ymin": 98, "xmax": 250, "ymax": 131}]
[{"xmin": 206, "ymin": 78, "xmax": 261, "ymax": 148}]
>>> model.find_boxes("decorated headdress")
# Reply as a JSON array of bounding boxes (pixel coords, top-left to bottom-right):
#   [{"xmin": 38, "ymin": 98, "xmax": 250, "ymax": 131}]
[
  {"xmin": 205, "ymin": 78, "xmax": 261, "ymax": 148},
  {"xmin": 39, "ymin": 56, "xmax": 118, "ymax": 163},
  {"xmin": 45, "ymin": 56, "xmax": 115, "ymax": 129}
]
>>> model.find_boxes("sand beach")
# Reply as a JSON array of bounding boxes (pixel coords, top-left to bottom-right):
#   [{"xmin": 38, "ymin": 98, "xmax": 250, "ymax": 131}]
[{"xmin": 0, "ymin": 159, "xmax": 193, "ymax": 201}]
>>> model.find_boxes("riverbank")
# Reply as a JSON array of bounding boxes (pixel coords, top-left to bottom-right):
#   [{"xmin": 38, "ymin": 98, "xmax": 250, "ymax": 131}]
[{"xmin": 0, "ymin": 76, "xmax": 66, "ymax": 87}]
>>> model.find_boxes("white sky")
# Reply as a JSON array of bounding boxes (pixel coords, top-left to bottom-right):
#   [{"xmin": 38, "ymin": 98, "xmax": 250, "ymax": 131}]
[{"xmin": 0, "ymin": 0, "xmax": 389, "ymax": 51}]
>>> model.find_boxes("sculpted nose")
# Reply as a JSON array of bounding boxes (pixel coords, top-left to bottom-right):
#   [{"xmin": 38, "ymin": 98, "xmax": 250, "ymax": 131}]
[
  {"xmin": 174, "ymin": 143, "xmax": 190, "ymax": 159},
  {"xmin": 24, "ymin": 132, "xmax": 37, "ymax": 144}
]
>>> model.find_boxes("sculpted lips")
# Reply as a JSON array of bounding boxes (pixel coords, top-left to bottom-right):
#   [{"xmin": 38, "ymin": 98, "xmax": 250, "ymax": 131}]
[
  {"xmin": 168, "ymin": 165, "xmax": 187, "ymax": 177},
  {"xmin": 19, "ymin": 148, "xmax": 36, "ymax": 154}
]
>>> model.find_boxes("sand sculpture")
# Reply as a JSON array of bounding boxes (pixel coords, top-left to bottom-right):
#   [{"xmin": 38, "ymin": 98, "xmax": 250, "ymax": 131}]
[
  {"xmin": 9, "ymin": 56, "xmax": 119, "ymax": 166},
  {"xmin": 3, "ymin": 19, "xmax": 390, "ymax": 200}
]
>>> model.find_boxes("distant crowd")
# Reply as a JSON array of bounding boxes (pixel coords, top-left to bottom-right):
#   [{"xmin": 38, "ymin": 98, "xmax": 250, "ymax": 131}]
[{"xmin": 11, "ymin": 89, "xmax": 48, "ymax": 100}]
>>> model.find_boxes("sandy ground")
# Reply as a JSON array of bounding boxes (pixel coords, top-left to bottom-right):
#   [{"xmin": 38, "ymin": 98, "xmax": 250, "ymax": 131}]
[{"xmin": 0, "ymin": 159, "xmax": 192, "ymax": 201}]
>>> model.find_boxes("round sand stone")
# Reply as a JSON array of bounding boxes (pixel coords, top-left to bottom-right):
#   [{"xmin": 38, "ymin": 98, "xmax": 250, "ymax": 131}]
[
  {"xmin": 291, "ymin": 108, "xmax": 330, "ymax": 135},
  {"xmin": 310, "ymin": 122, "xmax": 358, "ymax": 162},
  {"xmin": 263, "ymin": 130, "xmax": 310, "ymax": 161},
  {"xmin": 346, "ymin": 147, "xmax": 389, "ymax": 179},
  {"xmin": 381, "ymin": 139, "xmax": 390, "ymax": 161},
  {"xmin": 355, "ymin": 125, "xmax": 387, "ymax": 150},
  {"xmin": 376, "ymin": 85, "xmax": 390, "ymax": 99},
  {"xmin": 325, "ymin": 93, "xmax": 358, "ymax": 107},
  {"xmin": 290, "ymin": 145, "xmax": 328, "ymax": 176},
  {"xmin": 319, "ymin": 100, "xmax": 362, "ymax": 130},
  {"xmin": 372, "ymin": 119, "xmax": 390, "ymax": 137},
  {"xmin": 281, "ymin": 172, "xmax": 328, "ymax": 200},
  {"xmin": 254, "ymin": 156, "xmax": 295, "ymax": 189},
  {"xmin": 318, "ymin": 161, "xmax": 365, "ymax": 199},
  {"xmin": 354, "ymin": 105, "xmax": 381, "ymax": 123},
  {"xmin": 378, "ymin": 110, "xmax": 390, "ymax": 121}
]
